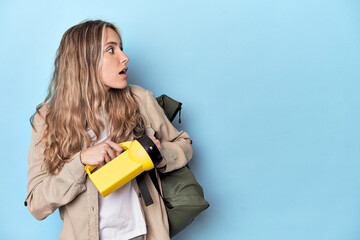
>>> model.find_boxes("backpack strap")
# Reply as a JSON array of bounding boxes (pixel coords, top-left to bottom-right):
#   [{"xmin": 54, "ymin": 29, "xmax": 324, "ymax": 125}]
[
  {"xmin": 136, "ymin": 94, "xmax": 182, "ymax": 207},
  {"xmin": 156, "ymin": 94, "xmax": 182, "ymax": 123},
  {"xmin": 149, "ymin": 169, "xmax": 160, "ymax": 194},
  {"xmin": 136, "ymin": 173, "xmax": 154, "ymax": 206}
]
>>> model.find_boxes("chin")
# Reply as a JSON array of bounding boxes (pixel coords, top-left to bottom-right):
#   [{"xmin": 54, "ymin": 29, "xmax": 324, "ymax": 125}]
[
  {"xmin": 114, "ymin": 81, "xmax": 128, "ymax": 89},
  {"xmin": 103, "ymin": 79, "xmax": 128, "ymax": 91}
]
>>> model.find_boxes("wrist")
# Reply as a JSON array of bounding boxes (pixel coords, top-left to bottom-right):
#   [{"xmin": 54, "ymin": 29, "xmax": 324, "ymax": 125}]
[{"xmin": 79, "ymin": 151, "xmax": 86, "ymax": 166}]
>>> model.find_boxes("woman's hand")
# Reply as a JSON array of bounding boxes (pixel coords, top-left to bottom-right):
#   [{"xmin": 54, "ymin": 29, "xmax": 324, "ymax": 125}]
[
  {"xmin": 149, "ymin": 136, "xmax": 167, "ymax": 168},
  {"xmin": 149, "ymin": 136, "xmax": 162, "ymax": 151},
  {"xmin": 80, "ymin": 140, "xmax": 124, "ymax": 167}
]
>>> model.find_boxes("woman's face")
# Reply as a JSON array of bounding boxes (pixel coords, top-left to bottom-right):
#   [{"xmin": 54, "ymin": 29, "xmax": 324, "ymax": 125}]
[{"xmin": 100, "ymin": 27, "xmax": 129, "ymax": 91}]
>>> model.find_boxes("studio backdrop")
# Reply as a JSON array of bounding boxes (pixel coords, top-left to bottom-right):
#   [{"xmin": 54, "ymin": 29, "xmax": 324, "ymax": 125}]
[{"xmin": 0, "ymin": 0, "xmax": 359, "ymax": 239}]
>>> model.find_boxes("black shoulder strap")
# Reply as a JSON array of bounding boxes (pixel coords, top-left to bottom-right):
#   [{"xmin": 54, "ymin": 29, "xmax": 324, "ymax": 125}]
[
  {"xmin": 136, "ymin": 172, "xmax": 154, "ymax": 206},
  {"xmin": 136, "ymin": 94, "xmax": 182, "ymax": 206}
]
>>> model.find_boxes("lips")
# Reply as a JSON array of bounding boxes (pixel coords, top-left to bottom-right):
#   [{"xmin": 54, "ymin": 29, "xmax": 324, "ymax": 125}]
[{"xmin": 119, "ymin": 67, "xmax": 128, "ymax": 74}]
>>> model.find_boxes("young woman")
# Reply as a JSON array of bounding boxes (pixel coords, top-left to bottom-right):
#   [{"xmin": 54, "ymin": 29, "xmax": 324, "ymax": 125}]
[{"xmin": 25, "ymin": 20, "xmax": 193, "ymax": 240}]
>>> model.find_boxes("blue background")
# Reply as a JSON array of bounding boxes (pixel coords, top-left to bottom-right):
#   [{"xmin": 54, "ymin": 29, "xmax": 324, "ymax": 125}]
[{"xmin": 1, "ymin": 0, "xmax": 360, "ymax": 239}]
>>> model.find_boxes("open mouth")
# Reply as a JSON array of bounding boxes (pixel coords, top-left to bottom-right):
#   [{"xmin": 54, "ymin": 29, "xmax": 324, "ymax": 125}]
[{"xmin": 119, "ymin": 68, "xmax": 128, "ymax": 74}]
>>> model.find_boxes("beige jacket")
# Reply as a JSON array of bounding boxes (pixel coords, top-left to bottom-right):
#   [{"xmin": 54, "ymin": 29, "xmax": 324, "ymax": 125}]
[{"xmin": 25, "ymin": 85, "xmax": 193, "ymax": 240}]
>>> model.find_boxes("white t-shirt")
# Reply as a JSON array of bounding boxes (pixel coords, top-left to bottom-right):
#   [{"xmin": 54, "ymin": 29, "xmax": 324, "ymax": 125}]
[{"xmin": 87, "ymin": 113, "xmax": 147, "ymax": 240}]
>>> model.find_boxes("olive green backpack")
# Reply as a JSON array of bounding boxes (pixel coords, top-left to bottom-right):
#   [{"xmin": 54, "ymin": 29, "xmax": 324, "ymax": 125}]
[{"xmin": 136, "ymin": 94, "xmax": 210, "ymax": 238}]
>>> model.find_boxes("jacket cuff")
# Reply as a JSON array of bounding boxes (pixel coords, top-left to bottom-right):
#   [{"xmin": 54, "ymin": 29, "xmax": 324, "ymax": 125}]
[
  {"xmin": 160, "ymin": 145, "xmax": 181, "ymax": 173},
  {"xmin": 66, "ymin": 152, "xmax": 87, "ymax": 184}
]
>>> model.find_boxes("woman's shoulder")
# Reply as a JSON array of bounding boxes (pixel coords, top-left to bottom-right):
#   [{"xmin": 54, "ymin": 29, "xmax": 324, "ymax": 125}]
[
  {"xmin": 128, "ymin": 84, "xmax": 153, "ymax": 100},
  {"xmin": 31, "ymin": 104, "xmax": 49, "ymax": 130},
  {"xmin": 128, "ymin": 84, "xmax": 161, "ymax": 118}
]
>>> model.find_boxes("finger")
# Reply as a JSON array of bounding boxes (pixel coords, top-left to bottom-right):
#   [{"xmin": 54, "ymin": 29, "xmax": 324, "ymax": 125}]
[
  {"xmin": 104, "ymin": 153, "xmax": 111, "ymax": 164},
  {"xmin": 153, "ymin": 139, "xmax": 162, "ymax": 151},
  {"xmin": 149, "ymin": 136, "xmax": 160, "ymax": 146},
  {"xmin": 157, "ymin": 143, "xmax": 162, "ymax": 151},
  {"xmin": 106, "ymin": 140, "xmax": 124, "ymax": 153},
  {"xmin": 106, "ymin": 145, "xmax": 116, "ymax": 160},
  {"xmin": 99, "ymin": 159, "xmax": 105, "ymax": 168}
]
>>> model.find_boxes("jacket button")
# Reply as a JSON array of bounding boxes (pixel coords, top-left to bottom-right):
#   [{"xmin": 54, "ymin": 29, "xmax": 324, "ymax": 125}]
[
  {"xmin": 24, "ymin": 201, "xmax": 27, "ymax": 207},
  {"xmin": 91, "ymin": 206, "xmax": 94, "ymax": 211},
  {"xmin": 138, "ymin": 192, "xmax": 141, "ymax": 198}
]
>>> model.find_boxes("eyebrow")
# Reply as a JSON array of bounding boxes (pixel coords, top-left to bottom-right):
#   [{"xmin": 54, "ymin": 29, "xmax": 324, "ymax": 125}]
[{"xmin": 105, "ymin": 41, "xmax": 119, "ymax": 46}]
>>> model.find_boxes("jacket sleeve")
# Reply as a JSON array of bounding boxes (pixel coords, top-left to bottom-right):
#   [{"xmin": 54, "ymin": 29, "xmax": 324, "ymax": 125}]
[
  {"xmin": 144, "ymin": 90, "xmax": 193, "ymax": 173},
  {"xmin": 25, "ymin": 112, "xmax": 87, "ymax": 220}
]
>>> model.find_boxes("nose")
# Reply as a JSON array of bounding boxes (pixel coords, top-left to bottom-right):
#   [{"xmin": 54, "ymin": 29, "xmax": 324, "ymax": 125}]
[{"xmin": 120, "ymin": 51, "xmax": 129, "ymax": 63}]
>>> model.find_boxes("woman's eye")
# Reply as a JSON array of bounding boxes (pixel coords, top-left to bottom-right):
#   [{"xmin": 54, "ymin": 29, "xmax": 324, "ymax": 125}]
[{"xmin": 107, "ymin": 47, "xmax": 114, "ymax": 54}]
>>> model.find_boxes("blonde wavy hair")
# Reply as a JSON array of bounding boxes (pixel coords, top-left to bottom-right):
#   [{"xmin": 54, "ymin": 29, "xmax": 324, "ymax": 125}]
[{"xmin": 31, "ymin": 20, "xmax": 145, "ymax": 175}]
